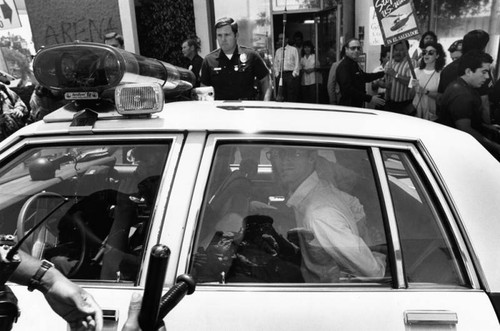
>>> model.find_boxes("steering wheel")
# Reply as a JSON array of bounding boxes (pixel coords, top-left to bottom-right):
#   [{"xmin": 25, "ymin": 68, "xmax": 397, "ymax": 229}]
[{"xmin": 17, "ymin": 191, "xmax": 87, "ymax": 278}]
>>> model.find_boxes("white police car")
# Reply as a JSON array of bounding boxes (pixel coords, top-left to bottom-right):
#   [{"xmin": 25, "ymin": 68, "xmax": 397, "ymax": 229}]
[{"xmin": 2, "ymin": 42, "xmax": 500, "ymax": 330}]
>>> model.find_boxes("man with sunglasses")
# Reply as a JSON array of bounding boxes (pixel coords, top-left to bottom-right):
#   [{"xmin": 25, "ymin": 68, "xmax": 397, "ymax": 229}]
[
  {"xmin": 335, "ymin": 38, "xmax": 385, "ymax": 108},
  {"xmin": 104, "ymin": 32, "xmax": 124, "ymax": 49},
  {"xmin": 267, "ymin": 147, "xmax": 386, "ymax": 282}
]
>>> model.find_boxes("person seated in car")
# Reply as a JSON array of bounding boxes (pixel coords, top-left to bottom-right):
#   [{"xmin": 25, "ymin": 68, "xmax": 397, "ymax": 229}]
[
  {"xmin": 100, "ymin": 146, "xmax": 167, "ymax": 280},
  {"xmin": 267, "ymin": 147, "xmax": 386, "ymax": 282}
]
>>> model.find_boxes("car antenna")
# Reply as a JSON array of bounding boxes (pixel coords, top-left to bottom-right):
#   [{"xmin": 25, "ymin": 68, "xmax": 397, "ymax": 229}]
[{"xmin": 276, "ymin": 0, "xmax": 287, "ymax": 102}]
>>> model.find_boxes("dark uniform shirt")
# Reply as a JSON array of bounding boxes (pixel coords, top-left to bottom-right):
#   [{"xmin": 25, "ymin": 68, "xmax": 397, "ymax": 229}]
[
  {"xmin": 440, "ymin": 78, "xmax": 483, "ymax": 133},
  {"xmin": 335, "ymin": 56, "xmax": 384, "ymax": 108},
  {"xmin": 186, "ymin": 54, "xmax": 203, "ymax": 87},
  {"xmin": 200, "ymin": 45, "xmax": 269, "ymax": 100}
]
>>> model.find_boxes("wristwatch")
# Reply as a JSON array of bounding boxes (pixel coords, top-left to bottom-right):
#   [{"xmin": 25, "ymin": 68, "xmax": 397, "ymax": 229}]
[{"xmin": 28, "ymin": 259, "xmax": 54, "ymax": 292}]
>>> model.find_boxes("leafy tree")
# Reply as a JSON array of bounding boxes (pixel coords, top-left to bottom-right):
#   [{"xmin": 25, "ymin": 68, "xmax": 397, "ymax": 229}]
[
  {"xmin": 135, "ymin": 0, "xmax": 196, "ymax": 66},
  {"xmin": 413, "ymin": 0, "xmax": 489, "ymax": 31}
]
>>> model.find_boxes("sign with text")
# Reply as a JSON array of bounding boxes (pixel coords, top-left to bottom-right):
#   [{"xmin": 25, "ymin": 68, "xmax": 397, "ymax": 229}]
[
  {"xmin": 369, "ymin": 7, "xmax": 384, "ymax": 46},
  {"xmin": 0, "ymin": 0, "xmax": 21, "ymax": 30},
  {"xmin": 25, "ymin": 0, "xmax": 122, "ymax": 51},
  {"xmin": 372, "ymin": 0, "xmax": 420, "ymax": 46}
]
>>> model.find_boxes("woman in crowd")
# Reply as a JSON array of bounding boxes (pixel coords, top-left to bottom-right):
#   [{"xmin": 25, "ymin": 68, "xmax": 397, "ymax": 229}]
[
  {"xmin": 412, "ymin": 41, "xmax": 446, "ymax": 121},
  {"xmin": 300, "ymin": 40, "xmax": 320, "ymax": 103},
  {"xmin": 412, "ymin": 31, "xmax": 438, "ymax": 61}
]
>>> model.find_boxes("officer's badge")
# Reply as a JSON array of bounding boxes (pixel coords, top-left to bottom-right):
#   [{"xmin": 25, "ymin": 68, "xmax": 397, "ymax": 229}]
[{"xmin": 239, "ymin": 53, "xmax": 247, "ymax": 64}]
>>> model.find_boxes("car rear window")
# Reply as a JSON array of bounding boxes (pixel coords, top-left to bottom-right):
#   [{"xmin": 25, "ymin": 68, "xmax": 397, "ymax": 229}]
[{"xmin": 382, "ymin": 150, "xmax": 468, "ymax": 287}]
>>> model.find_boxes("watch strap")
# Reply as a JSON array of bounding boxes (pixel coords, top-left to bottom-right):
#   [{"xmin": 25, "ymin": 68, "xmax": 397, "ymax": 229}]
[{"xmin": 27, "ymin": 259, "xmax": 54, "ymax": 292}]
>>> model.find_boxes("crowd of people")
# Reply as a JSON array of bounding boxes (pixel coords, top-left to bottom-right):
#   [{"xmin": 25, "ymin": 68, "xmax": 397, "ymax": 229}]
[
  {"xmin": 327, "ymin": 28, "xmax": 500, "ymax": 161},
  {"xmin": 2, "ymin": 22, "xmax": 500, "ymax": 163},
  {"xmin": 188, "ymin": 18, "xmax": 500, "ymax": 162}
]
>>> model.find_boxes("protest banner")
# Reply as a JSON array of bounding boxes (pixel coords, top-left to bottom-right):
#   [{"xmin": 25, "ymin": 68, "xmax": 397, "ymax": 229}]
[{"xmin": 372, "ymin": 0, "xmax": 420, "ymax": 46}]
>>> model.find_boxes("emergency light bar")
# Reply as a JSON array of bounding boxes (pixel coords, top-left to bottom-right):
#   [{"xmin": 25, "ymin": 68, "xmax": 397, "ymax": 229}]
[{"xmin": 33, "ymin": 42, "xmax": 196, "ymax": 100}]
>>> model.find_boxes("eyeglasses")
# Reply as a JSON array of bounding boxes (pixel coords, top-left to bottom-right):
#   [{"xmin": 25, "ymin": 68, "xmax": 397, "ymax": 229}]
[
  {"xmin": 348, "ymin": 46, "xmax": 362, "ymax": 51},
  {"xmin": 266, "ymin": 149, "xmax": 308, "ymax": 161},
  {"xmin": 104, "ymin": 32, "xmax": 118, "ymax": 40},
  {"xmin": 422, "ymin": 50, "xmax": 436, "ymax": 56}
]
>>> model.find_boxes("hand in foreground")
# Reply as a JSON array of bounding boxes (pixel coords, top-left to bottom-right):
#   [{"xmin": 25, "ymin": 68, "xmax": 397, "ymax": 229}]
[
  {"xmin": 122, "ymin": 292, "xmax": 166, "ymax": 331},
  {"xmin": 8, "ymin": 108, "xmax": 24, "ymax": 118},
  {"xmin": 408, "ymin": 78, "xmax": 419, "ymax": 88},
  {"xmin": 384, "ymin": 67, "xmax": 396, "ymax": 78},
  {"xmin": 370, "ymin": 95, "xmax": 386, "ymax": 107},
  {"xmin": 43, "ymin": 269, "xmax": 103, "ymax": 331},
  {"xmin": 122, "ymin": 292, "xmax": 142, "ymax": 331}
]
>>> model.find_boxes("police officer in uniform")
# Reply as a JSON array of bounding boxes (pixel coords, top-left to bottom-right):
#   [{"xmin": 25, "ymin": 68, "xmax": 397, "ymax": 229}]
[{"xmin": 200, "ymin": 17, "xmax": 271, "ymax": 101}]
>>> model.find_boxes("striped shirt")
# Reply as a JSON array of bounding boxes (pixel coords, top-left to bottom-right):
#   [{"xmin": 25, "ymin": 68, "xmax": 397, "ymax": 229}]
[{"xmin": 386, "ymin": 58, "xmax": 415, "ymax": 102}]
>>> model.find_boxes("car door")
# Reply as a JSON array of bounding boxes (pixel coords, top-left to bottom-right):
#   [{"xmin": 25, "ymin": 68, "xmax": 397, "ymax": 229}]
[
  {"xmin": 0, "ymin": 133, "xmax": 186, "ymax": 330},
  {"xmin": 161, "ymin": 133, "xmax": 500, "ymax": 331}
]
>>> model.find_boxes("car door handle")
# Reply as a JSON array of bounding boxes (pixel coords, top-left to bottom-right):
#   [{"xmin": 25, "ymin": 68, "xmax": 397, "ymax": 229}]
[
  {"xmin": 102, "ymin": 309, "xmax": 119, "ymax": 331},
  {"xmin": 404, "ymin": 310, "xmax": 458, "ymax": 325}
]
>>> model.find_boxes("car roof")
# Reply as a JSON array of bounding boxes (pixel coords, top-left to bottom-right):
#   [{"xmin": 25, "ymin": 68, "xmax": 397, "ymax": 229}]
[
  {"xmin": 33, "ymin": 100, "xmax": 462, "ymax": 141},
  {"xmin": 5, "ymin": 100, "xmax": 500, "ymax": 290}
]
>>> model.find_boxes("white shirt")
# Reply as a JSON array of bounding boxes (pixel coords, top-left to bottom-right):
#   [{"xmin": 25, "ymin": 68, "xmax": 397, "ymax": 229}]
[
  {"xmin": 287, "ymin": 171, "xmax": 386, "ymax": 282},
  {"xmin": 413, "ymin": 68, "xmax": 440, "ymax": 121},
  {"xmin": 300, "ymin": 54, "xmax": 321, "ymax": 86},
  {"xmin": 273, "ymin": 44, "xmax": 300, "ymax": 77}
]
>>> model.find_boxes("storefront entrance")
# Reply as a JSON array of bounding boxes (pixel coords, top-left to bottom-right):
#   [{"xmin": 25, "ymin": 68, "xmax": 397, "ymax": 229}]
[{"xmin": 273, "ymin": 7, "xmax": 339, "ymax": 104}]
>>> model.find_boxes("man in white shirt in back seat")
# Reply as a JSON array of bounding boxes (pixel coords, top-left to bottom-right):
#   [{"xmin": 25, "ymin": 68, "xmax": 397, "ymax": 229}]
[{"xmin": 268, "ymin": 147, "xmax": 386, "ymax": 282}]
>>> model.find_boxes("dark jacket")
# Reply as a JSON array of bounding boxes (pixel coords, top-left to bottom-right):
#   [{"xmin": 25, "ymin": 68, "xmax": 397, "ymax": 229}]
[{"xmin": 336, "ymin": 57, "xmax": 384, "ymax": 108}]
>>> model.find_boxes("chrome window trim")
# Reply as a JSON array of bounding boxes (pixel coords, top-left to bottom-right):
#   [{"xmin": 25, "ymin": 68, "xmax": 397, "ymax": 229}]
[
  {"xmin": 136, "ymin": 134, "xmax": 186, "ymax": 286},
  {"xmin": 190, "ymin": 284, "xmax": 485, "ymax": 293},
  {"xmin": 178, "ymin": 133, "xmax": 477, "ymax": 290},
  {"xmin": 375, "ymin": 143, "xmax": 477, "ymax": 289},
  {"xmin": 410, "ymin": 142, "xmax": 480, "ymax": 289},
  {"xmin": 371, "ymin": 147, "xmax": 406, "ymax": 289},
  {"xmin": 178, "ymin": 132, "xmax": 219, "ymax": 281},
  {"xmin": 161, "ymin": 132, "xmax": 208, "ymax": 285}
]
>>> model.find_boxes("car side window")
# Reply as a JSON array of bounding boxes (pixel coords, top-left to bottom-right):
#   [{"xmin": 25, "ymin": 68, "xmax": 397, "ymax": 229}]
[
  {"xmin": 191, "ymin": 143, "xmax": 390, "ymax": 284},
  {"xmin": 382, "ymin": 151, "xmax": 468, "ymax": 287},
  {"xmin": 0, "ymin": 142, "xmax": 170, "ymax": 282}
]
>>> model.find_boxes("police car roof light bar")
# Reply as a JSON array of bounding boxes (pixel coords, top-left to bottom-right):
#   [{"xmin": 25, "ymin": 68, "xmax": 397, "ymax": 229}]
[{"xmin": 33, "ymin": 42, "xmax": 196, "ymax": 100}]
